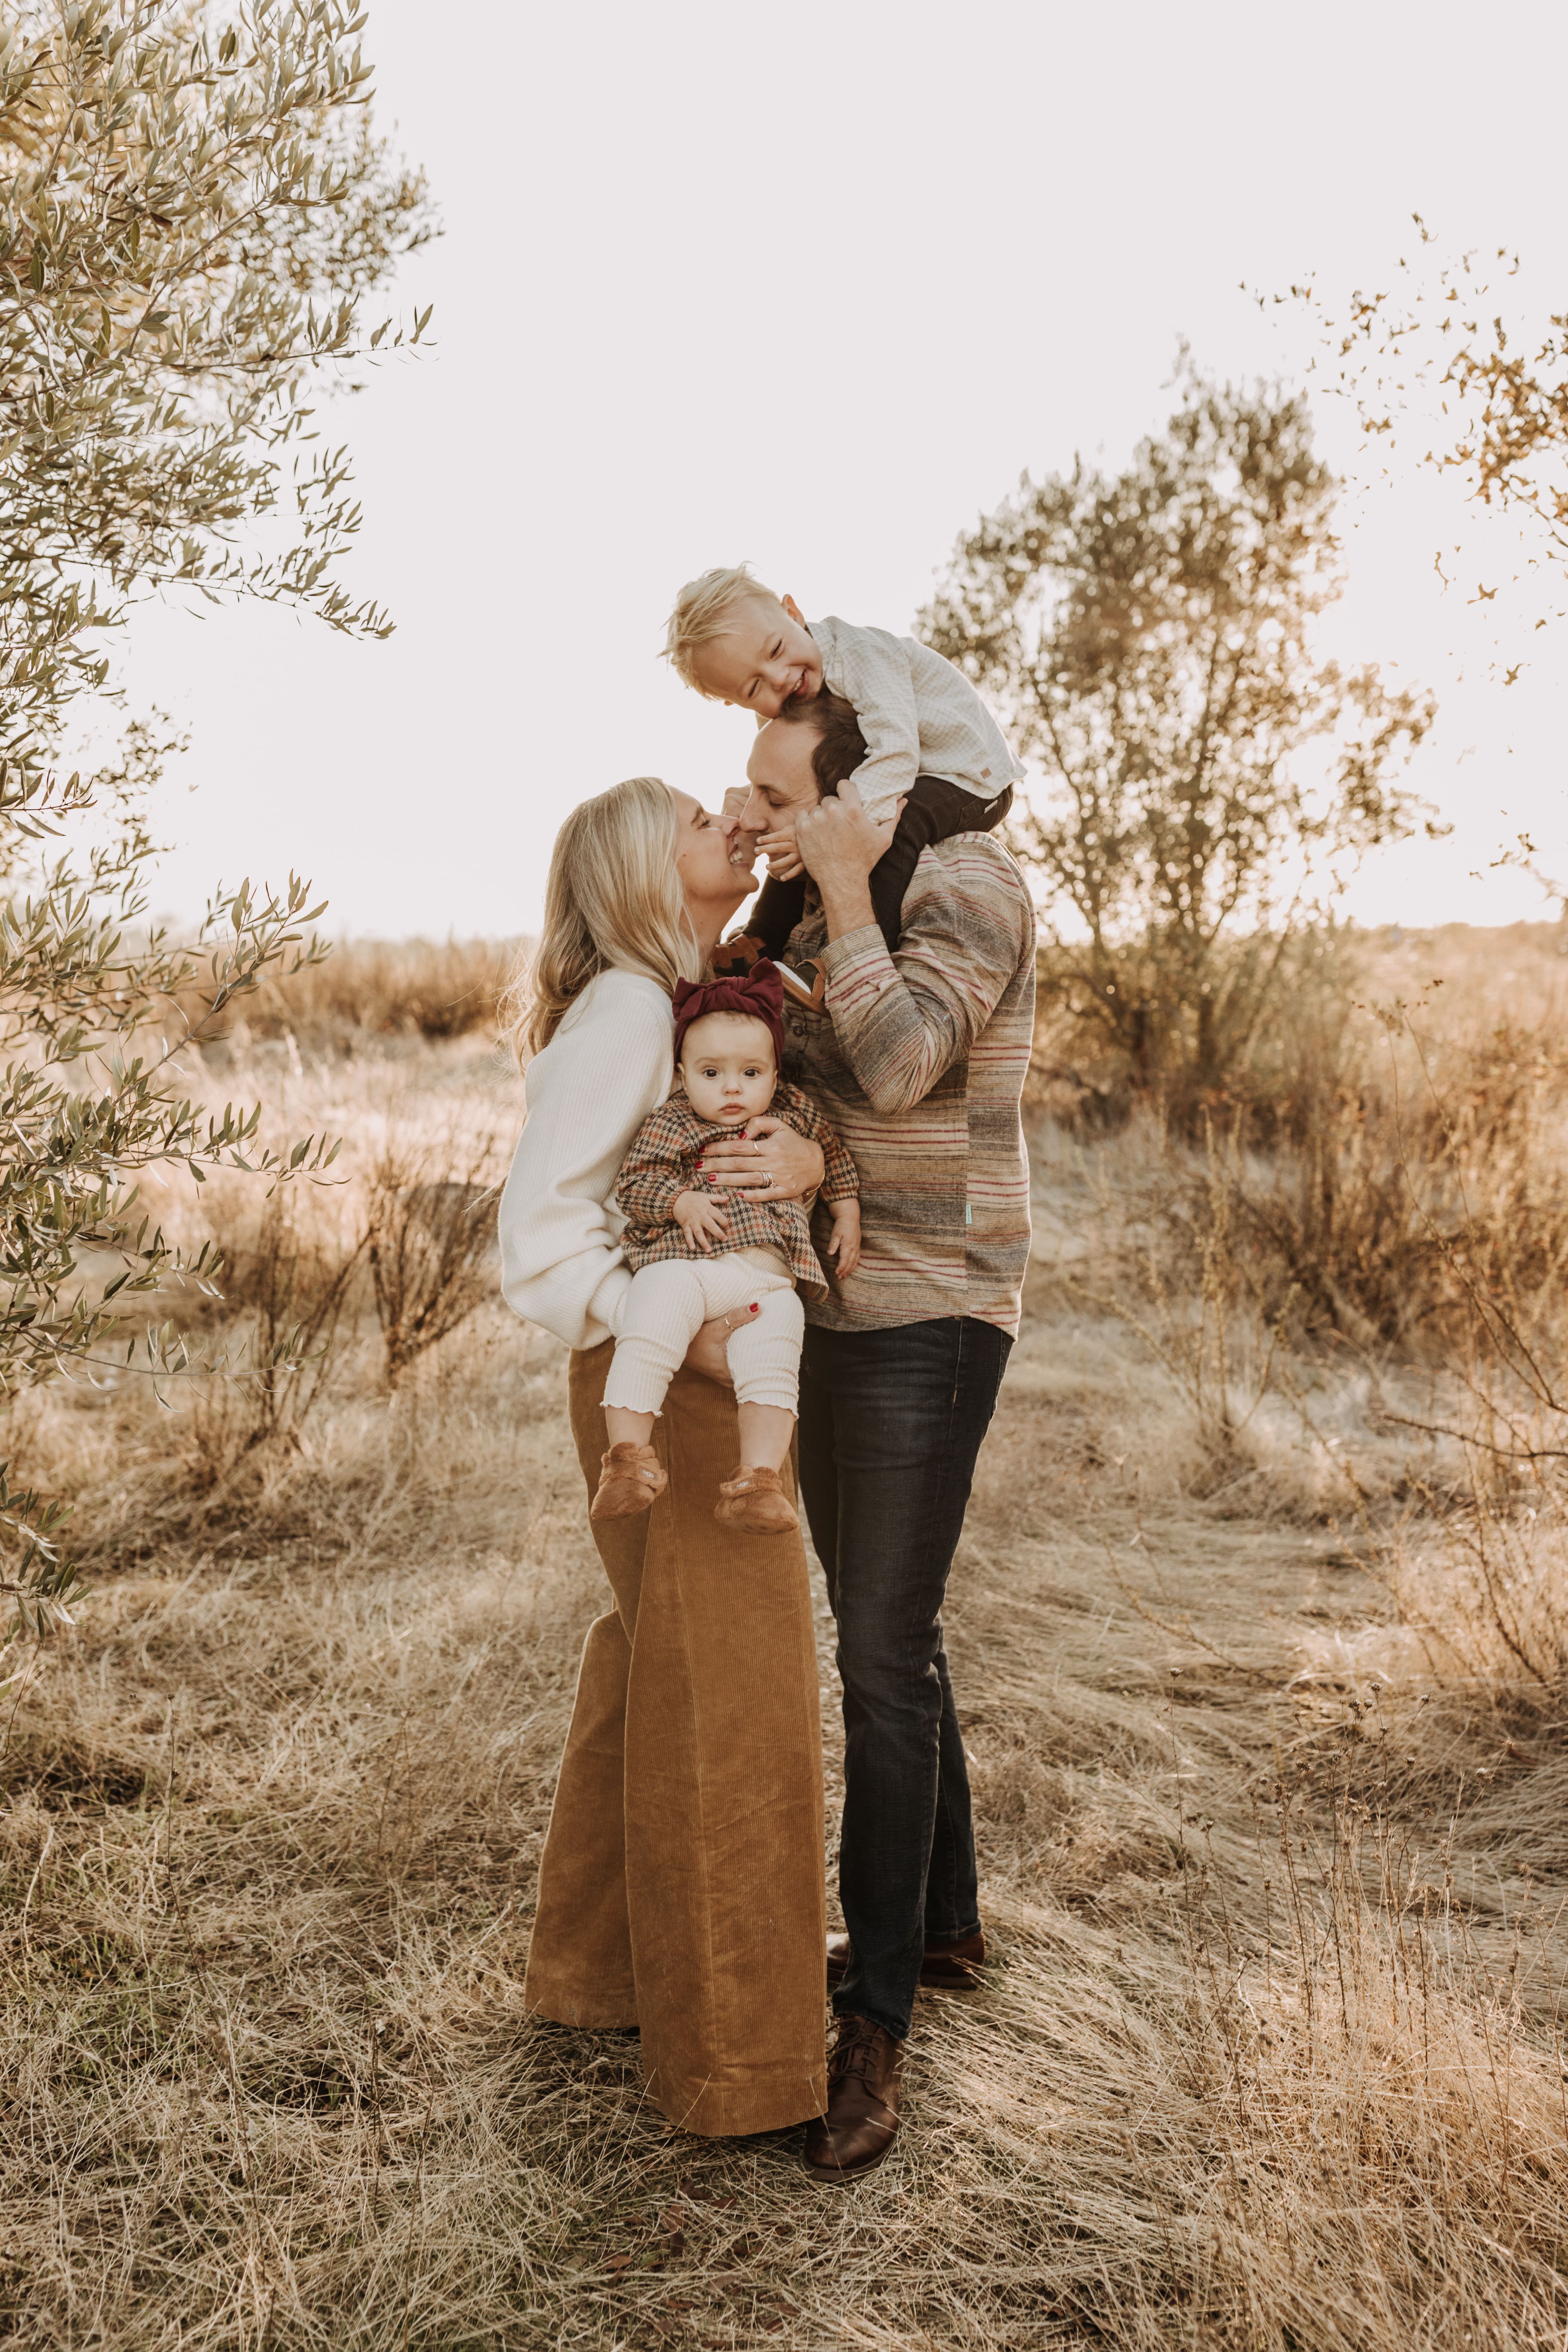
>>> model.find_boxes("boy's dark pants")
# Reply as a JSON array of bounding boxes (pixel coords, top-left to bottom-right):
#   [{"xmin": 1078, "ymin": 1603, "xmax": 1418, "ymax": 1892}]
[
  {"xmin": 796, "ymin": 1315, "xmax": 1012, "ymax": 2041},
  {"xmin": 752, "ymin": 777, "xmax": 1014, "ymax": 959}
]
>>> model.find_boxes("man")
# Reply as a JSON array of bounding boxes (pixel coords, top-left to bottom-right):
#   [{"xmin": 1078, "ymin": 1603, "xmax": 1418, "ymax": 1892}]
[{"xmin": 735, "ymin": 692, "xmax": 1036, "ymax": 2182}]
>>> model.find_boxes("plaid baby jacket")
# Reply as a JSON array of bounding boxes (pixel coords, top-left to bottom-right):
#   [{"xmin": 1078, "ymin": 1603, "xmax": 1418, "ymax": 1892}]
[{"xmin": 614, "ymin": 1080, "xmax": 857, "ymax": 1297}]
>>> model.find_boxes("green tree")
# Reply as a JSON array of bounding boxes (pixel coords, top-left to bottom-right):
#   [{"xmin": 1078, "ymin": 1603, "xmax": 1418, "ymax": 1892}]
[
  {"xmin": 919, "ymin": 367, "xmax": 1438, "ymax": 1102},
  {"xmin": 0, "ymin": 0, "xmax": 432, "ymax": 1663}
]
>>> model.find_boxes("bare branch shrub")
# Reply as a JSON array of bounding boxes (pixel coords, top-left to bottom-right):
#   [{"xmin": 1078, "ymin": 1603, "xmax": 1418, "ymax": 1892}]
[
  {"xmin": 366, "ymin": 1135, "xmax": 500, "ymax": 1388},
  {"xmin": 1089, "ymin": 986, "xmax": 1568, "ymax": 1364},
  {"xmin": 1085, "ymin": 972, "xmax": 1568, "ymax": 1685},
  {"xmin": 181, "ymin": 1190, "xmax": 368, "ymax": 1497}
]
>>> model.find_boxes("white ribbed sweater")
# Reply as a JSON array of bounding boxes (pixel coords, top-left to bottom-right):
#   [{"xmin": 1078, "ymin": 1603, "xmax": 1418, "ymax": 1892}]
[{"xmin": 497, "ymin": 968, "xmax": 674, "ymax": 1351}]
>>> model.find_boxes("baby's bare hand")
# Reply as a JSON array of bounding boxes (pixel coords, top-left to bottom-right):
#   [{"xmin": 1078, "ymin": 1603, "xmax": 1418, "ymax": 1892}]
[{"xmin": 672, "ymin": 1188, "xmax": 730, "ymax": 1254}]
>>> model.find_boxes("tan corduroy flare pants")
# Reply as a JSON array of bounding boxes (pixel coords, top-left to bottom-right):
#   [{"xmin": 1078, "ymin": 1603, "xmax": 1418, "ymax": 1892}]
[{"xmin": 523, "ymin": 1341, "xmax": 828, "ymax": 2136}]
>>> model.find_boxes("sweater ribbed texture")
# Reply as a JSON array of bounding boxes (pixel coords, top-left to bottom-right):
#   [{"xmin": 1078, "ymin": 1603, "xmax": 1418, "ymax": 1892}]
[{"xmin": 497, "ymin": 968, "xmax": 674, "ymax": 1352}]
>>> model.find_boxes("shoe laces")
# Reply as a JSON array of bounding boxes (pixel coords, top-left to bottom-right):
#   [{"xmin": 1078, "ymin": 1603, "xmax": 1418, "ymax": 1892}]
[{"xmin": 828, "ymin": 2015, "xmax": 882, "ymax": 2084}]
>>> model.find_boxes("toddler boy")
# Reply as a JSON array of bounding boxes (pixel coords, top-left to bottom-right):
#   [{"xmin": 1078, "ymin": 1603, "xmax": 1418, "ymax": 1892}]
[
  {"xmin": 594, "ymin": 960, "xmax": 859, "ymax": 1537},
  {"xmin": 663, "ymin": 564, "xmax": 1025, "ymax": 956}
]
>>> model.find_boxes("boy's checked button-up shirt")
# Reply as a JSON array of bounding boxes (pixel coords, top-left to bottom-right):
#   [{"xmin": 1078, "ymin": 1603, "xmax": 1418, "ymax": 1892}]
[{"xmin": 614, "ymin": 1079, "xmax": 858, "ymax": 1300}]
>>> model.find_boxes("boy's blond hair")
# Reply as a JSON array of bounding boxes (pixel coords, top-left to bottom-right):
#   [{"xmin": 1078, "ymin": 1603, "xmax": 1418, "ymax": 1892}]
[{"xmin": 663, "ymin": 564, "xmax": 782, "ymax": 692}]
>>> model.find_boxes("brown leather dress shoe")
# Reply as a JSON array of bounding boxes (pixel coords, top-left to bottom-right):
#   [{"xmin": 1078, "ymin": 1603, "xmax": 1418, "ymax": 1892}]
[
  {"xmin": 802, "ymin": 2014, "xmax": 902, "ymax": 2184},
  {"xmin": 713, "ymin": 1464, "xmax": 799, "ymax": 1534},
  {"xmin": 825, "ymin": 1926, "xmax": 986, "ymax": 1992},
  {"xmin": 589, "ymin": 1442, "xmax": 667, "ymax": 1521}
]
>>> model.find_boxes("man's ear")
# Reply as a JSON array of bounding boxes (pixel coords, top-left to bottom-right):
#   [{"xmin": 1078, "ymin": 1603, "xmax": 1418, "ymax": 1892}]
[{"xmin": 782, "ymin": 593, "xmax": 806, "ymax": 627}]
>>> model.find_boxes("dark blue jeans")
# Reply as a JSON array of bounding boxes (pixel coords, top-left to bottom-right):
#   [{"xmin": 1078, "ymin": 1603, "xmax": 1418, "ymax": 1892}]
[{"xmin": 797, "ymin": 1316, "xmax": 1013, "ymax": 2040}]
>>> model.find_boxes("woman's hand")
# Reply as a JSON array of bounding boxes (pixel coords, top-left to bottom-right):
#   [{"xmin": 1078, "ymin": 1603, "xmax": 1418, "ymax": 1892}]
[
  {"xmin": 698, "ymin": 1115, "xmax": 824, "ymax": 1204},
  {"xmin": 683, "ymin": 1302, "xmax": 760, "ymax": 1387}
]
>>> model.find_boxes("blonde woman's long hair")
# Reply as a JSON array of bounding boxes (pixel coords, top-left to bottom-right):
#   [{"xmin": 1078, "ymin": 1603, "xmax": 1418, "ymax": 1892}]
[{"xmin": 502, "ymin": 776, "xmax": 704, "ymax": 1065}]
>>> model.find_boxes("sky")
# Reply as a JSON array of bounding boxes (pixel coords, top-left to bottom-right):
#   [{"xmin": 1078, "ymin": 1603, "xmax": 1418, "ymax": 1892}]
[{"xmin": 119, "ymin": 0, "xmax": 1568, "ymax": 943}]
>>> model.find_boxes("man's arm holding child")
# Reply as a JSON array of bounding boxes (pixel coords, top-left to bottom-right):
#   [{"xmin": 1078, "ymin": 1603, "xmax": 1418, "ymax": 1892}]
[
  {"xmin": 780, "ymin": 1084, "xmax": 862, "ymax": 1278},
  {"xmin": 795, "ymin": 781, "xmax": 1033, "ymax": 1118}
]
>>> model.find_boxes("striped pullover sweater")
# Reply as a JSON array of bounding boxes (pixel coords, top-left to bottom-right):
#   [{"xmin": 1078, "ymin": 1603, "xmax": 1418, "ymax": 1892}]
[{"xmin": 781, "ymin": 833, "xmax": 1036, "ymax": 1338}]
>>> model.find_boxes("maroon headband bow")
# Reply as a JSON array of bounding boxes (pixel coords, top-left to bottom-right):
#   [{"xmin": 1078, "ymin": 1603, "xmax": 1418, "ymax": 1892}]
[{"xmin": 672, "ymin": 958, "xmax": 785, "ymax": 1068}]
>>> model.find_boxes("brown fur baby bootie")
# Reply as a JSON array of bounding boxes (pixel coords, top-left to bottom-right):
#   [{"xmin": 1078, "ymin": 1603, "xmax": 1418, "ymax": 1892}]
[
  {"xmin": 714, "ymin": 1464, "xmax": 799, "ymax": 1535},
  {"xmin": 590, "ymin": 1442, "xmax": 667, "ymax": 1521}
]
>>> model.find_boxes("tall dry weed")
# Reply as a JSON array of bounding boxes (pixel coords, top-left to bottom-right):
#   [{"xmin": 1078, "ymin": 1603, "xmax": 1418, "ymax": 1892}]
[
  {"xmin": 4, "ymin": 933, "xmax": 1568, "ymax": 2347},
  {"xmin": 367, "ymin": 1130, "xmax": 501, "ymax": 1388},
  {"xmin": 174, "ymin": 935, "xmax": 521, "ymax": 1054}
]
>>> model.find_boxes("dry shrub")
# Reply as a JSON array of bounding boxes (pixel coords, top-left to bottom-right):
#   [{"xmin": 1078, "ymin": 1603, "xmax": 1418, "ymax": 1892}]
[
  {"xmin": 1035, "ymin": 918, "xmax": 1568, "ymax": 1357},
  {"xmin": 367, "ymin": 1130, "xmax": 501, "ymax": 1387},
  {"xmin": 173, "ymin": 935, "xmax": 523, "ymax": 1052},
  {"xmin": 1218, "ymin": 1014, "xmax": 1568, "ymax": 1352},
  {"xmin": 6, "ymin": 938, "xmax": 1568, "ymax": 2349},
  {"xmin": 1388, "ymin": 1501, "xmax": 1568, "ymax": 1691},
  {"xmin": 191, "ymin": 1188, "xmax": 367, "ymax": 1465}
]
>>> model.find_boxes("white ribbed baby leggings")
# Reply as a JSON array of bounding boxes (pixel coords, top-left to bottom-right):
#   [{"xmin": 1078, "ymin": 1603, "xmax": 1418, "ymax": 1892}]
[{"xmin": 602, "ymin": 1255, "xmax": 804, "ymax": 1416}]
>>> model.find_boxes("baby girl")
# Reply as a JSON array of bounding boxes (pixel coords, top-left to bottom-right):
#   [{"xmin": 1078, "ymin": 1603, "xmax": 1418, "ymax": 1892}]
[{"xmin": 592, "ymin": 960, "xmax": 859, "ymax": 1535}]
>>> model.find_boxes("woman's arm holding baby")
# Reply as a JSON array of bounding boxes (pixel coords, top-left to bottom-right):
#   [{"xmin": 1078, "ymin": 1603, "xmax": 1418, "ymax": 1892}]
[
  {"xmin": 497, "ymin": 978, "xmax": 673, "ymax": 1351},
  {"xmin": 696, "ymin": 1115, "xmax": 824, "ymax": 1206}
]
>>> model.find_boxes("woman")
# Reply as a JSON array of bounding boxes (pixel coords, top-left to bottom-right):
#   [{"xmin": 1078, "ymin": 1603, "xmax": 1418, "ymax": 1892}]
[{"xmin": 497, "ymin": 776, "xmax": 828, "ymax": 2137}]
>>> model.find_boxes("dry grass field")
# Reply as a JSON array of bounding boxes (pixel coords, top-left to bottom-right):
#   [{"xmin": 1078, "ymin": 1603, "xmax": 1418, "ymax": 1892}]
[{"xmin": 5, "ymin": 921, "xmax": 1568, "ymax": 2349}]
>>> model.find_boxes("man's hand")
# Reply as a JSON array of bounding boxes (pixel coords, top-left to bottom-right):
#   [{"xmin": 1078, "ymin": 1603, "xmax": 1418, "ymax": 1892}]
[
  {"xmin": 794, "ymin": 781, "xmax": 903, "ymax": 941},
  {"xmin": 698, "ymin": 1115, "xmax": 824, "ymax": 1204},
  {"xmin": 671, "ymin": 1187, "xmax": 730, "ymax": 1254},
  {"xmin": 827, "ymin": 1199, "xmax": 862, "ymax": 1279},
  {"xmin": 683, "ymin": 1302, "xmax": 760, "ymax": 1387}
]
